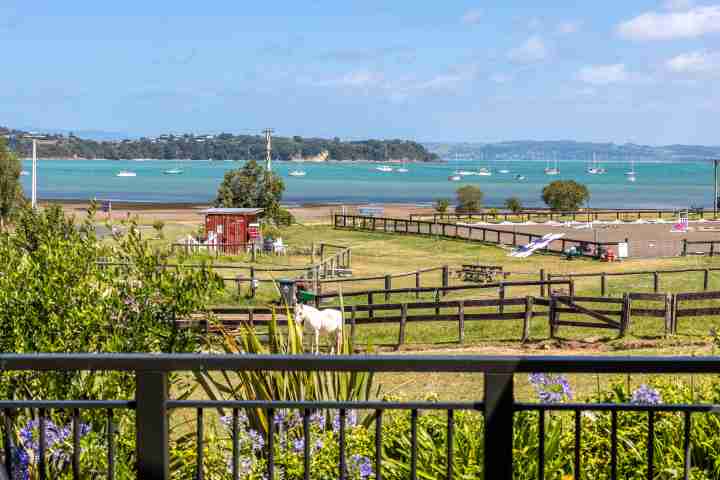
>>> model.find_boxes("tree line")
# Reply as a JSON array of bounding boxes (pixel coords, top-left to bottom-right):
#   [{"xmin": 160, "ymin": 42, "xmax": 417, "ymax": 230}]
[{"xmin": 2, "ymin": 128, "xmax": 438, "ymax": 162}]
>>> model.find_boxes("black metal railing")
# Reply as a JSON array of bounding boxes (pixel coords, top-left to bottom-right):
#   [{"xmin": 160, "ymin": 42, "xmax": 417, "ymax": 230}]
[{"xmin": 1, "ymin": 354, "xmax": 719, "ymax": 479}]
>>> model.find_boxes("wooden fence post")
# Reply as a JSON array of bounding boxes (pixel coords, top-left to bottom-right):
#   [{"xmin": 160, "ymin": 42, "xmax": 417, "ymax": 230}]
[
  {"xmin": 368, "ymin": 293, "xmax": 374, "ymax": 321},
  {"xmin": 620, "ymin": 293, "xmax": 631, "ymax": 337},
  {"xmin": 569, "ymin": 280, "xmax": 575, "ymax": 299},
  {"xmin": 653, "ymin": 272, "xmax": 660, "ymax": 293},
  {"xmin": 434, "ymin": 290, "xmax": 441, "ymax": 318},
  {"xmin": 458, "ymin": 301, "xmax": 465, "ymax": 345},
  {"xmin": 415, "ymin": 272, "xmax": 421, "ymax": 299},
  {"xmin": 672, "ymin": 294, "xmax": 679, "ymax": 335},
  {"xmin": 498, "ymin": 283, "xmax": 505, "ymax": 314},
  {"xmin": 601, "ymin": 273, "xmax": 607, "ymax": 297},
  {"xmin": 384, "ymin": 275, "xmax": 391, "ymax": 301},
  {"xmin": 540, "ymin": 269, "xmax": 546, "ymax": 297},
  {"xmin": 320, "ymin": 243, "xmax": 325, "ymax": 263},
  {"xmin": 397, "ymin": 303, "xmax": 408, "ymax": 350},
  {"xmin": 522, "ymin": 296, "xmax": 533, "ymax": 343},
  {"xmin": 682, "ymin": 239, "xmax": 688, "ymax": 256},
  {"xmin": 549, "ymin": 296, "xmax": 559, "ymax": 339},
  {"xmin": 664, "ymin": 294, "xmax": 673, "ymax": 337},
  {"xmin": 704, "ymin": 269, "xmax": 710, "ymax": 291},
  {"xmin": 711, "ymin": 242, "xmax": 716, "ymax": 258},
  {"xmin": 442, "ymin": 266, "xmax": 449, "ymax": 296}
]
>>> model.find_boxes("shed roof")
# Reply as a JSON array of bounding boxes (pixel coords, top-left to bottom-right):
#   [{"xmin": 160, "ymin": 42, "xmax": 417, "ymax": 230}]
[{"xmin": 201, "ymin": 208, "xmax": 264, "ymax": 215}]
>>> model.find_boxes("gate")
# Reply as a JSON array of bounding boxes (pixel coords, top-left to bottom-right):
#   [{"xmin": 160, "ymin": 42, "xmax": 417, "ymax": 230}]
[{"xmin": 550, "ymin": 295, "xmax": 625, "ymax": 337}]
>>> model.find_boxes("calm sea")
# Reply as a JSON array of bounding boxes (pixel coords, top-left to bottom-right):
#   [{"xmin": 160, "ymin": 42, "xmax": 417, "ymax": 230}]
[{"xmin": 19, "ymin": 159, "xmax": 718, "ymax": 208}]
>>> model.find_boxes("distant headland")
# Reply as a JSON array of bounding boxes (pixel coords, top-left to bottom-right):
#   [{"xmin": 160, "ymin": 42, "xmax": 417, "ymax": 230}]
[{"xmin": 0, "ymin": 127, "xmax": 438, "ymax": 162}]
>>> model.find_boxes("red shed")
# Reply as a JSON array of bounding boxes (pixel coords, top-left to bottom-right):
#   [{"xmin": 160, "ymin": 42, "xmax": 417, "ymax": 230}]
[{"xmin": 202, "ymin": 208, "xmax": 263, "ymax": 254}]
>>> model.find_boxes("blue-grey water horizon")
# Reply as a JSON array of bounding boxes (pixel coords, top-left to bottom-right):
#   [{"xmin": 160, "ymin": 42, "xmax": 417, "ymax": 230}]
[{"xmin": 19, "ymin": 158, "xmax": 718, "ymax": 209}]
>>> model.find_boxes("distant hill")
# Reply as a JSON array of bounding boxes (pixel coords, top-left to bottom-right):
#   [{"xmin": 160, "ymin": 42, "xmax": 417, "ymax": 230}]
[
  {"xmin": 0, "ymin": 127, "xmax": 438, "ymax": 162},
  {"xmin": 424, "ymin": 141, "xmax": 720, "ymax": 162}
]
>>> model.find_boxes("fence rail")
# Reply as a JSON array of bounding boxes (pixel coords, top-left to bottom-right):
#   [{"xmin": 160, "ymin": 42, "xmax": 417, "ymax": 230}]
[
  {"xmin": 334, "ymin": 214, "xmax": 620, "ymax": 258},
  {"xmin": 2, "ymin": 353, "xmax": 720, "ymax": 480},
  {"xmin": 411, "ymin": 208, "xmax": 703, "ymax": 224}
]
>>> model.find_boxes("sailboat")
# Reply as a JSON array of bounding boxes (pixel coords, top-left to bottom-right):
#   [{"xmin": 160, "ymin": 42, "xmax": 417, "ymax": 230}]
[
  {"xmin": 476, "ymin": 152, "xmax": 492, "ymax": 176},
  {"xmin": 544, "ymin": 153, "xmax": 559, "ymax": 175},
  {"xmin": 396, "ymin": 159, "xmax": 409, "ymax": 173},
  {"xmin": 163, "ymin": 160, "xmax": 184, "ymax": 175},
  {"xmin": 289, "ymin": 170, "xmax": 306, "ymax": 177},
  {"xmin": 587, "ymin": 153, "xmax": 606, "ymax": 174},
  {"xmin": 625, "ymin": 157, "xmax": 637, "ymax": 182},
  {"xmin": 116, "ymin": 170, "xmax": 137, "ymax": 177}
]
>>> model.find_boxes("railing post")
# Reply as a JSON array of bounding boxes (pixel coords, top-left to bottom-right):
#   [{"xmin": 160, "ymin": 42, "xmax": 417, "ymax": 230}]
[
  {"xmin": 385, "ymin": 275, "xmax": 391, "ymax": 301},
  {"xmin": 620, "ymin": 293, "xmax": 631, "ymax": 337},
  {"xmin": 682, "ymin": 239, "xmax": 687, "ymax": 256},
  {"xmin": 250, "ymin": 267, "xmax": 256, "ymax": 299},
  {"xmin": 442, "ymin": 265, "xmax": 449, "ymax": 296},
  {"xmin": 458, "ymin": 300, "xmax": 465, "ymax": 345},
  {"xmin": 653, "ymin": 272, "xmax": 660, "ymax": 293},
  {"xmin": 136, "ymin": 371, "xmax": 169, "ymax": 480},
  {"xmin": 705, "ymin": 269, "xmax": 710, "ymax": 291},
  {"xmin": 539, "ymin": 269, "xmax": 546, "ymax": 297},
  {"xmin": 484, "ymin": 372, "xmax": 514, "ymax": 480},
  {"xmin": 601, "ymin": 273, "xmax": 607, "ymax": 297}
]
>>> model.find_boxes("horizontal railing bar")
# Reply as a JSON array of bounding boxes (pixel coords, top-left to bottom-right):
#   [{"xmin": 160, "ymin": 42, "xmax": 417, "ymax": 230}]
[
  {"xmin": 3, "ymin": 354, "xmax": 720, "ymax": 374},
  {"xmin": 0, "ymin": 400, "xmax": 134, "ymax": 409},
  {"xmin": 167, "ymin": 400, "xmax": 482, "ymax": 410},
  {"xmin": 515, "ymin": 402, "xmax": 720, "ymax": 413}
]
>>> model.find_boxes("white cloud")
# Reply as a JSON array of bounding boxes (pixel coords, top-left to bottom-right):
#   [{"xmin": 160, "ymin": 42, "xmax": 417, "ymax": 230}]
[
  {"xmin": 663, "ymin": 0, "xmax": 694, "ymax": 11},
  {"xmin": 557, "ymin": 20, "xmax": 583, "ymax": 34},
  {"xmin": 508, "ymin": 36, "xmax": 548, "ymax": 63},
  {"xmin": 577, "ymin": 64, "xmax": 628, "ymax": 85},
  {"xmin": 666, "ymin": 50, "xmax": 720, "ymax": 73},
  {"xmin": 462, "ymin": 9, "xmax": 482, "ymax": 25},
  {"xmin": 617, "ymin": 5, "xmax": 720, "ymax": 40}
]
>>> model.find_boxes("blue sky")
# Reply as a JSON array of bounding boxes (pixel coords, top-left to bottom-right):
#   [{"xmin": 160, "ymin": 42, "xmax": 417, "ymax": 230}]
[{"xmin": 1, "ymin": 0, "xmax": 718, "ymax": 144}]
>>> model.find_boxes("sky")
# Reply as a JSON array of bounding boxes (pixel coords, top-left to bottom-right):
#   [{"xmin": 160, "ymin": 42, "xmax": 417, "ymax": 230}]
[{"xmin": 1, "ymin": 0, "xmax": 718, "ymax": 144}]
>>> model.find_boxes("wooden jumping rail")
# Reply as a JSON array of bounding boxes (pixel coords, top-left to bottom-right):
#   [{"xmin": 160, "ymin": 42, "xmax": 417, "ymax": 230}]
[{"xmin": 334, "ymin": 214, "xmax": 620, "ymax": 258}]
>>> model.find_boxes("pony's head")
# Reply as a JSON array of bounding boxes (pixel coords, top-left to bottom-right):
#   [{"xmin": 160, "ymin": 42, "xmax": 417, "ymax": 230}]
[{"xmin": 293, "ymin": 303, "xmax": 306, "ymax": 325}]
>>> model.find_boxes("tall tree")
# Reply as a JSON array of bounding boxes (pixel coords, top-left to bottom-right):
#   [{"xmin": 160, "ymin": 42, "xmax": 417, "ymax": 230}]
[
  {"xmin": 542, "ymin": 180, "xmax": 590, "ymax": 210},
  {"xmin": 0, "ymin": 138, "xmax": 24, "ymax": 229},
  {"xmin": 456, "ymin": 185, "xmax": 484, "ymax": 213},
  {"xmin": 214, "ymin": 160, "xmax": 285, "ymax": 221}
]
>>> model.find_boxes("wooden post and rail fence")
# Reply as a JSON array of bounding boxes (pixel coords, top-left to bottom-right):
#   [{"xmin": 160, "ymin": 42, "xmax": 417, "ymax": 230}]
[
  {"xmin": 334, "ymin": 213, "xmax": 620, "ymax": 258},
  {"xmin": 196, "ymin": 285, "xmax": 720, "ymax": 348}
]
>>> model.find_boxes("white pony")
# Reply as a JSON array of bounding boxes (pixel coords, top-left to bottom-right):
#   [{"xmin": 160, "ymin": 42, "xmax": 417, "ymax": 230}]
[{"xmin": 293, "ymin": 303, "xmax": 343, "ymax": 354}]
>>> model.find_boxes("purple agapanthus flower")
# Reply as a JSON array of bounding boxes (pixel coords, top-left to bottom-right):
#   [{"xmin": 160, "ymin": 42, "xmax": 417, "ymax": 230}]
[
  {"xmin": 350, "ymin": 454, "xmax": 373, "ymax": 480},
  {"xmin": 332, "ymin": 410, "xmax": 358, "ymax": 433},
  {"xmin": 529, "ymin": 373, "xmax": 573, "ymax": 403},
  {"xmin": 13, "ymin": 418, "xmax": 91, "ymax": 479},
  {"xmin": 631, "ymin": 384, "xmax": 662, "ymax": 405}
]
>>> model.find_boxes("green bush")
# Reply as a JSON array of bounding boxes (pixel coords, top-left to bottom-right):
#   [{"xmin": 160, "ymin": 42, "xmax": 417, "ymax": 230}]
[{"xmin": 542, "ymin": 180, "xmax": 589, "ymax": 211}]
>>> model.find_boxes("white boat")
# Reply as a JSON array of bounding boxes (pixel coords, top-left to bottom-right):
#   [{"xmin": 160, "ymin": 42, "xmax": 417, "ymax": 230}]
[
  {"xmin": 376, "ymin": 165, "xmax": 393, "ymax": 172},
  {"xmin": 454, "ymin": 170, "xmax": 476, "ymax": 176},
  {"xmin": 587, "ymin": 153, "xmax": 606, "ymax": 174},
  {"xmin": 396, "ymin": 167, "xmax": 409, "ymax": 173},
  {"xmin": 498, "ymin": 169, "xmax": 510, "ymax": 174},
  {"xmin": 448, "ymin": 174, "xmax": 462, "ymax": 181},
  {"xmin": 289, "ymin": 170, "xmax": 307, "ymax": 177},
  {"xmin": 625, "ymin": 158, "xmax": 637, "ymax": 180},
  {"xmin": 20, "ymin": 170, "xmax": 29, "ymax": 176},
  {"xmin": 515, "ymin": 174, "xmax": 527, "ymax": 181},
  {"xmin": 544, "ymin": 155, "xmax": 559, "ymax": 175},
  {"xmin": 477, "ymin": 167, "xmax": 492, "ymax": 176},
  {"xmin": 163, "ymin": 168, "xmax": 184, "ymax": 175},
  {"xmin": 116, "ymin": 170, "xmax": 137, "ymax": 177}
]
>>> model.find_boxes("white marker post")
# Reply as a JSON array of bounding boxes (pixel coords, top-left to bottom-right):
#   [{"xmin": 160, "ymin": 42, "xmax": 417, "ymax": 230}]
[{"xmin": 31, "ymin": 139, "xmax": 38, "ymax": 209}]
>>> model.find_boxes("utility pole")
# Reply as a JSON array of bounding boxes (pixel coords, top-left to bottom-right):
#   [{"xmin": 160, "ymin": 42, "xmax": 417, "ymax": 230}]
[
  {"xmin": 714, "ymin": 159, "xmax": 719, "ymax": 219},
  {"xmin": 32, "ymin": 139, "xmax": 37, "ymax": 209},
  {"xmin": 263, "ymin": 128, "xmax": 274, "ymax": 172}
]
